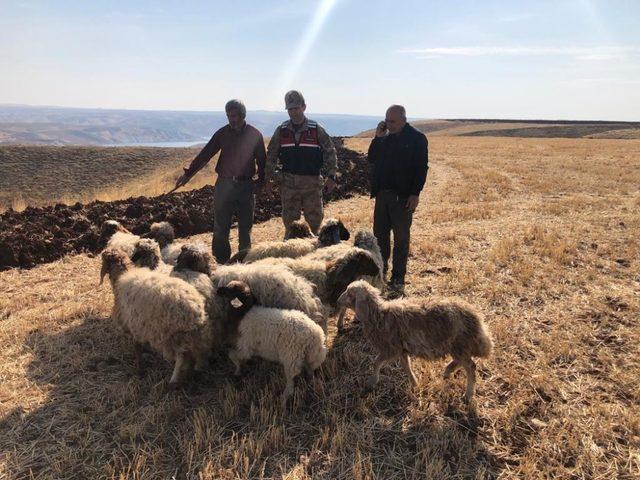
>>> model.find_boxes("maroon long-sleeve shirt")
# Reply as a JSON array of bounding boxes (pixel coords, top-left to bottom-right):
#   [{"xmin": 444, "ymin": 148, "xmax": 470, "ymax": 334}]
[{"xmin": 185, "ymin": 122, "xmax": 266, "ymax": 182}]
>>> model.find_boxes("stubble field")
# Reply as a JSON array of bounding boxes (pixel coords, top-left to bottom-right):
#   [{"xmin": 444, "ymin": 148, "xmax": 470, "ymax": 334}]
[{"xmin": 0, "ymin": 135, "xmax": 638, "ymax": 479}]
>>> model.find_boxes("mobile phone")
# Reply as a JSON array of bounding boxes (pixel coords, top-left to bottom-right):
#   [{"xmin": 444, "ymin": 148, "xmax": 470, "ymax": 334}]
[{"xmin": 379, "ymin": 121, "xmax": 387, "ymax": 132}]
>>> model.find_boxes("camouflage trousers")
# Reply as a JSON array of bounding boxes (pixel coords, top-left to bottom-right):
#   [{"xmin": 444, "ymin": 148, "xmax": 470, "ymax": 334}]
[{"xmin": 280, "ymin": 173, "xmax": 324, "ymax": 238}]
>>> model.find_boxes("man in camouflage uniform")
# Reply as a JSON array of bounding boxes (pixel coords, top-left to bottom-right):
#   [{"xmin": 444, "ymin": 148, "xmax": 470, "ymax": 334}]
[{"xmin": 265, "ymin": 90, "xmax": 337, "ymax": 238}]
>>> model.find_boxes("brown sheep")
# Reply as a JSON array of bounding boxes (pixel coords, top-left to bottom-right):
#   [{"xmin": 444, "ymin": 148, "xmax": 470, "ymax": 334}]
[{"xmin": 337, "ymin": 280, "xmax": 493, "ymax": 403}]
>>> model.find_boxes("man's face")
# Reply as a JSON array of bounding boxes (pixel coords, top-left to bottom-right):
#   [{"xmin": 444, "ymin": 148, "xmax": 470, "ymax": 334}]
[
  {"xmin": 227, "ymin": 109, "xmax": 243, "ymax": 130},
  {"xmin": 385, "ymin": 109, "xmax": 406, "ymax": 135},
  {"xmin": 287, "ymin": 105, "xmax": 306, "ymax": 124}
]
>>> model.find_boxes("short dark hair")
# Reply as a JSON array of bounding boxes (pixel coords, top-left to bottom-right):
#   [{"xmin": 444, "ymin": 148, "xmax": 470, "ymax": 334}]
[{"xmin": 225, "ymin": 99, "xmax": 246, "ymax": 119}]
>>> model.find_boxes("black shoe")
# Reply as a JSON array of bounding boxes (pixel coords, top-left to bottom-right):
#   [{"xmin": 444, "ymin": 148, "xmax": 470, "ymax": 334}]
[{"xmin": 386, "ymin": 279, "xmax": 405, "ymax": 299}]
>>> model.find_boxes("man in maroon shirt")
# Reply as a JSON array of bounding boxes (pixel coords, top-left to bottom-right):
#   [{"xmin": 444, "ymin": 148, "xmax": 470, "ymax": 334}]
[{"xmin": 174, "ymin": 99, "xmax": 266, "ymax": 263}]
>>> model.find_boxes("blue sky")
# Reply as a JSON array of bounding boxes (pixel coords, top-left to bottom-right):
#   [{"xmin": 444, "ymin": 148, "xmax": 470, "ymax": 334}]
[{"xmin": 1, "ymin": 0, "xmax": 639, "ymax": 120}]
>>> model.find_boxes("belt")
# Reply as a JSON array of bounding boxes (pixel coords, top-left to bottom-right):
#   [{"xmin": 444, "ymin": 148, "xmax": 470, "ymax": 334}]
[{"xmin": 221, "ymin": 175, "xmax": 252, "ymax": 181}]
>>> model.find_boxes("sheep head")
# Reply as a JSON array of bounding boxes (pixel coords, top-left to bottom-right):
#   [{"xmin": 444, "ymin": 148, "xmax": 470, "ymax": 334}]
[
  {"xmin": 130, "ymin": 238, "xmax": 162, "ymax": 270},
  {"xmin": 317, "ymin": 218, "xmax": 350, "ymax": 246},
  {"xmin": 144, "ymin": 221, "xmax": 175, "ymax": 248},
  {"xmin": 217, "ymin": 280, "xmax": 255, "ymax": 312},
  {"xmin": 100, "ymin": 248, "xmax": 131, "ymax": 285},
  {"xmin": 288, "ymin": 220, "xmax": 314, "ymax": 239},
  {"xmin": 98, "ymin": 220, "xmax": 130, "ymax": 249},
  {"xmin": 176, "ymin": 243, "xmax": 214, "ymax": 274},
  {"xmin": 353, "ymin": 229, "xmax": 378, "ymax": 251},
  {"xmin": 337, "ymin": 280, "xmax": 379, "ymax": 317},
  {"xmin": 325, "ymin": 250, "xmax": 380, "ymax": 305}
]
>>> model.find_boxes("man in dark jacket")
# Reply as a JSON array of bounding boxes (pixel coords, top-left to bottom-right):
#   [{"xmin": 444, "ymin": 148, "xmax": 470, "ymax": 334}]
[
  {"xmin": 367, "ymin": 105, "xmax": 428, "ymax": 294},
  {"xmin": 174, "ymin": 99, "xmax": 266, "ymax": 263}
]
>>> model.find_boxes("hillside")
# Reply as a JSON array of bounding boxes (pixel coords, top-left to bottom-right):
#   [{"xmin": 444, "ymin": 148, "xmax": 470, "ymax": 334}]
[
  {"xmin": 0, "ymin": 105, "xmax": 380, "ymax": 145},
  {"xmin": 0, "ymin": 145, "xmax": 216, "ymax": 211},
  {"xmin": 357, "ymin": 119, "xmax": 640, "ymax": 139},
  {"xmin": 0, "ymin": 139, "xmax": 365, "ymax": 270},
  {"xmin": 0, "ymin": 135, "xmax": 638, "ymax": 478}
]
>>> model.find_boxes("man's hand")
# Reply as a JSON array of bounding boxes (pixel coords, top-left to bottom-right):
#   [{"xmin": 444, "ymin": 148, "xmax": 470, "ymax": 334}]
[
  {"xmin": 174, "ymin": 169, "xmax": 190, "ymax": 190},
  {"xmin": 324, "ymin": 177, "xmax": 337, "ymax": 194},
  {"xmin": 375, "ymin": 121, "xmax": 388, "ymax": 138},
  {"xmin": 406, "ymin": 195, "xmax": 420, "ymax": 212}
]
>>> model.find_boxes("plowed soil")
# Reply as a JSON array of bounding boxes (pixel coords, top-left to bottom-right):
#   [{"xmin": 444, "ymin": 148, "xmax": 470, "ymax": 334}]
[{"xmin": 0, "ymin": 139, "xmax": 369, "ymax": 270}]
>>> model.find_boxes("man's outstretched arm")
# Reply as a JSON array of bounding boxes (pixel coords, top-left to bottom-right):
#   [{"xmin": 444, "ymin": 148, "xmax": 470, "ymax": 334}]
[{"xmin": 174, "ymin": 131, "xmax": 222, "ymax": 188}]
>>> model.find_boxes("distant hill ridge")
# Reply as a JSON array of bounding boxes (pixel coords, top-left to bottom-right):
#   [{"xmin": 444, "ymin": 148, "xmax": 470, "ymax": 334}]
[
  {"xmin": 357, "ymin": 118, "xmax": 640, "ymax": 139},
  {"xmin": 0, "ymin": 105, "xmax": 380, "ymax": 146}
]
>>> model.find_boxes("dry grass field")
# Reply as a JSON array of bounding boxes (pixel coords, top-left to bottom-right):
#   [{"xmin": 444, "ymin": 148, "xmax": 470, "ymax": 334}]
[
  {"xmin": 0, "ymin": 145, "xmax": 216, "ymax": 212},
  {"xmin": 356, "ymin": 120, "xmax": 640, "ymax": 140},
  {"xmin": 1, "ymin": 136, "xmax": 639, "ymax": 479}
]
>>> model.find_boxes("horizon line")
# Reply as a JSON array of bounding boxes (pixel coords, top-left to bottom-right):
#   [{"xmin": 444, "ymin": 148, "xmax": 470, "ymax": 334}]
[{"xmin": 0, "ymin": 103, "xmax": 638, "ymax": 124}]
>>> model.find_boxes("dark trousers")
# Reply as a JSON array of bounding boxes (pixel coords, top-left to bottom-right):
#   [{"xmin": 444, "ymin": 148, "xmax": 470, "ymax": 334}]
[
  {"xmin": 373, "ymin": 190, "xmax": 414, "ymax": 283},
  {"xmin": 213, "ymin": 177, "xmax": 255, "ymax": 263}
]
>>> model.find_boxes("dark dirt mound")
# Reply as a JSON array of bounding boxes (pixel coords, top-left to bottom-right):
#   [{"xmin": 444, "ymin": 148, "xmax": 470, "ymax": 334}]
[{"xmin": 0, "ymin": 138, "xmax": 370, "ymax": 271}]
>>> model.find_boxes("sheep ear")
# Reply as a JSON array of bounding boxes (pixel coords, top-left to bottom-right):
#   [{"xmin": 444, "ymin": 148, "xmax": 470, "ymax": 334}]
[
  {"xmin": 99, "ymin": 263, "xmax": 108, "ymax": 285},
  {"xmin": 325, "ymin": 260, "xmax": 337, "ymax": 271},
  {"xmin": 216, "ymin": 286, "xmax": 229, "ymax": 296},
  {"xmin": 340, "ymin": 223, "xmax": 350, "ymax": 240}
]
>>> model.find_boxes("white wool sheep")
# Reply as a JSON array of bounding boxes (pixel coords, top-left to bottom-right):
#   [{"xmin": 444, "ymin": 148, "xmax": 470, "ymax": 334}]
[
  {"xmin": 144, "ymin": 221, "xmax": 184, "ymax": 265},
  {"xmin": 337, "ymin": 280, "xmax": 493, "ymax": 403},
  {"xmin": 128, "ymin": 235, "xmax": 225, "ymax": 351},
  {"xmin": 217, "ymin": 280, "xmax": 327, "ymax": 409},
  {"xmin": 211, "ymin": 262, "xmax": 327, "ymax": 333},
  {"xmin": 253, "ymin": 248, "xmax": 379, "ymax": 308},
  {"xmin": 100, "ymin": 248, "xmax": 212, "ymax": 387},
  {"xmin": 226, "ymin": 218, "xmax": 350, "ymax": 264},
  {"xmin": 170, "ymin": 244, "xmax": 228, "ymax": 351},
  {"xmin": 130, "ymin": 238, "xmax": 173, "ymax": 275},
  {"xmin": 99, "ymin": 220, "xmax": 140, "ymax": 257}
]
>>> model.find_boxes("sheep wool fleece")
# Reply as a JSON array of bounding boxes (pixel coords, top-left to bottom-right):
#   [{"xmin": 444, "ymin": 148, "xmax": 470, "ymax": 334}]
[
  {"xmin": 234, "ymin": 306, "xmax": 327, "ymax": 373},
  {"xmin": 112, "ymin": 269, "xmax": 210, "ymax": 362}
]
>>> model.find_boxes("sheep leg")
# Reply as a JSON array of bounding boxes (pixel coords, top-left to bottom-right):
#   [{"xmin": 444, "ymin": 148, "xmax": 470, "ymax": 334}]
[
  {"xmin": 194, "ymin": 350, "xmax": 210, "ymax": 373},
  {"xmin": 133, "ymin": 342, "xmax": 145, "ymax": 376},
  {"xmin": 366, "ymin": 353, "xmax": 393, "ymax": 390},
  {"xmin": 228, "ymin": 349, "xmax": 243, "ymax": 376},
  {"xmin": 336, "ymin": 306, "xmax": 347, "ymax": 331},
  {"xmin": 443, "ymin": 359, "xmax": 461, "ymax": 379},
  {"xmin": 399, "ymin": 354, "xmax": 418, "ymax": 386},
  {"xmin": 281, "ymin": 363, "xmax": 302, "ymax": 411},
  {"xmin": 460, "ymin": 357, "xmax": 477, "ymax": 404},
  {"xmin": 169, "ymin": 352, "xmax": 193, "ymax": 388},
  {"xmin": 303, "ymin": 363, "xmax": 315, "ymax": 379}
]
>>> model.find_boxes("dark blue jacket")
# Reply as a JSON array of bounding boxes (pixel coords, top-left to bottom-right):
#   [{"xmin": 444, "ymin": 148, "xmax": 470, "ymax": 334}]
[{"xmin": 367, "ymin": 123, "xmax": 429, "ymax": 198}]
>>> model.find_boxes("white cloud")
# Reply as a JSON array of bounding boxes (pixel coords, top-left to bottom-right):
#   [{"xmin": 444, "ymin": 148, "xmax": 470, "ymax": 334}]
[{"xmin": 403, "ymin": 46, "xmax": 640, "ymax": 61}]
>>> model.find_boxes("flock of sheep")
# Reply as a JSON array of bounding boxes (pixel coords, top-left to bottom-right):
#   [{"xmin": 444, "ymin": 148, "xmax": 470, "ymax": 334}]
[{"xmin": 98, "ymin": 218, "xmax": 493, "ymax": 410}]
